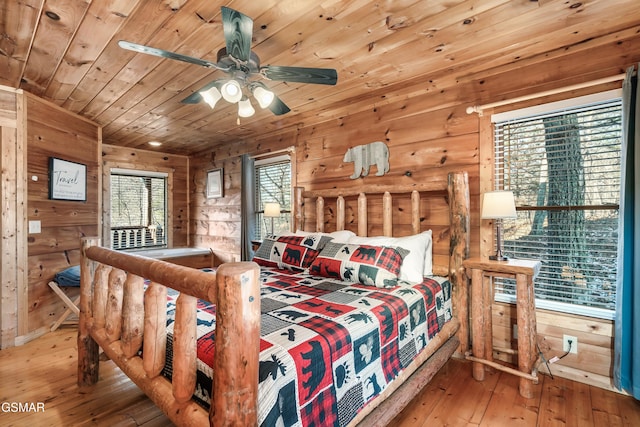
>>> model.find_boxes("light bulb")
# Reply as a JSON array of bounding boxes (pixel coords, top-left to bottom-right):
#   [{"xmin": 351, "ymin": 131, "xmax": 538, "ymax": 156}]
[
  {"xmin": 220, "ymin": 80, "xmax": 243, "ymax": 103},
  {"xmin": 252, "ymin": 85, "xmax": 275, "ymax": 109},
  {"xmin": 238, "ymin": 98, "xmax": 255, "ymax": 117},
  {"xmin": 200, "ymin": 87, "xmax": 222, "ymax": 109}
]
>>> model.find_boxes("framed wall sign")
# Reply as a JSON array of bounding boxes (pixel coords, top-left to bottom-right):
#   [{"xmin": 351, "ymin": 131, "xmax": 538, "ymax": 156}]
[
  {"xmin": 206, "ymin": 168, "xmax": 224, "ymax": 199},
  {"xmin": 49, "ymin": 157, "xmax": 87, "ymax": 201}
]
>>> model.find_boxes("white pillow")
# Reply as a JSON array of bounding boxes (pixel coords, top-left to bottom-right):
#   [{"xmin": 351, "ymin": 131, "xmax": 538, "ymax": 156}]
[
  {"xmin": 347, "ymin": 230, "xmax": 432, "ymax": 283},
  {"xmin": 295, "ymin": 229, "xmax": 356, "ymax": 243}
]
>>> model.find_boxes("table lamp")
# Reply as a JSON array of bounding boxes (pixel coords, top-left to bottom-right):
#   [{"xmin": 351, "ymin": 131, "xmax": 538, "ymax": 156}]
[
  {"xmin": 263, "ymin": 202, "xmax": 281, "ymax": 235},
  {"xmin": 481, "ymin": 190, "xmax": 517, "ymax": 261}
]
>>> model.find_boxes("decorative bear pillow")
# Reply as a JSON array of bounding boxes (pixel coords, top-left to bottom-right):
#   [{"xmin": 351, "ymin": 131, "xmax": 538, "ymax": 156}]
[
  {"xmin": 253, "ymin": 234, "xmax": 333, "ymax": 272},
  {"xmin": 309, "ymin": 242, "xmax": 408, "ymax": 288}
]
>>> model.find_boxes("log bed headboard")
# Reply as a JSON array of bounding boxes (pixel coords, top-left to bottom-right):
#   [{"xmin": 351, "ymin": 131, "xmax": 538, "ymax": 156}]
[{"xmin": 293, "ymin": 171, "xmax": 470, "ymax": 351}]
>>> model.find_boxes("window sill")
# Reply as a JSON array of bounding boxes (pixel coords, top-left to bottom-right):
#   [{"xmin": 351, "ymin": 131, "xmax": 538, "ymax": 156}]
[{"xmin": 494, "ymin": 293, "xmax": 615, "ymax": 320}]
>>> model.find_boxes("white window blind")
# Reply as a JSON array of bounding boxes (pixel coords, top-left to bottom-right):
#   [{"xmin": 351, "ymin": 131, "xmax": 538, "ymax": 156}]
[
  {"xmin": 255, "ymin": 158, "xmax": 291, "ymax": 239},
  {"xmin": 493, "ymin": 96, "xmax": 621, "ymax": 316},
  {"xmin": 110, "ymin": 172, "xmax": 167, "ymax": 250}
]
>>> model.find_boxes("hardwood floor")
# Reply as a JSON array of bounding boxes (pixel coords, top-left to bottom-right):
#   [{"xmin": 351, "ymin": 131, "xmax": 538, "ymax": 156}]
[{"xmin": 1, "ymin": 328, "xmax": 638, "ymax": 426}]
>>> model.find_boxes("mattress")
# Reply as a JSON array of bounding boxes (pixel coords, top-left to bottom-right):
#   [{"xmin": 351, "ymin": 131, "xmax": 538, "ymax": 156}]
[{"xmin": 162, "ymin": 266, "xmax": 453, "ymax": 427}]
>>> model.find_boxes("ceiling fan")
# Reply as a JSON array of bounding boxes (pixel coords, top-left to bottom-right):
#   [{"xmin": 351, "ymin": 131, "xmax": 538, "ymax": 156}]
[{"xmin": 118, "ymin": 6, "xmax": 338, "ymax": 119}]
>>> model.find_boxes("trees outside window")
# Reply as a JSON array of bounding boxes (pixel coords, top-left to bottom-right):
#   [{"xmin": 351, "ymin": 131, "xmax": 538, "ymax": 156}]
[
  {"xmin": 254, "ymin": 158, "xmax": 291, "ymax": 239},
  {"xmin": 110, "ymin": 171, "xmax": 167, "ymax": 250},
  {"xmin": 493, "ymin": 94, "xmax": 621, "ymax": 316}
]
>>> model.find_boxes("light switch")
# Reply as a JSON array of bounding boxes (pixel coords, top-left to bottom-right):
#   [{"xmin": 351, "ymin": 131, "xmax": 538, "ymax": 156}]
[{"xmin": 29, "ymin": 220, "xmax": 41, "ymax": 234}]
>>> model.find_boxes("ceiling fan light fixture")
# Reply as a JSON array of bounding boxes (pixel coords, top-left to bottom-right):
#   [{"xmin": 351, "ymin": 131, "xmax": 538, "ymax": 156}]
[
  {"xmin": 220, "ymin": 79, "xmax": 243, "ymax": 103},
  {"xmin": 238, "ymin": 97, "xmax": 255, "ymax": 117},
  {"xmin": 200, "ymin": 86, "xmax": 222, "ymax": 109},
  {"xmin": 252, "ymin": 85, "xmax": 275, "ymax": 109}
]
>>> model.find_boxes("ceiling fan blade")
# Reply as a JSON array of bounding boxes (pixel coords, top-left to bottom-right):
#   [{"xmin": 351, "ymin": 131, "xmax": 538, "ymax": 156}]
[
  {"xmin": 221, "ymin": 6, "xmax": 253, "ymax": 63},
  {"xmin": 268, "ymin": 95, "xmax": 291, "ymax": 116},
  {"xmin": 261, "ymin": 65, "xmax": 338, "ymax": 85},
  {"xmin": 118, "ymin": 40, "xmax": 224, "ymax": 70}
]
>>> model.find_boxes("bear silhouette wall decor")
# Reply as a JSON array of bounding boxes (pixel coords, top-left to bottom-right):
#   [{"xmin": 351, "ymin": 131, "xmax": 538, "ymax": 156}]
[{"xmin": 343, "ymin": 141, "xmax": 389, "ymax": 179}]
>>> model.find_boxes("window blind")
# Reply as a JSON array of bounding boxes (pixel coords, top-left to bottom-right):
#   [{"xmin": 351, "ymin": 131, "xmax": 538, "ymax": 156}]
[
  {"xmin": 254, "ymin": 159, "xmax": 291, "ymax": 239},
  {"xmin": 493, "ymin": 98, "xmax": 621, "ymax": 314}
]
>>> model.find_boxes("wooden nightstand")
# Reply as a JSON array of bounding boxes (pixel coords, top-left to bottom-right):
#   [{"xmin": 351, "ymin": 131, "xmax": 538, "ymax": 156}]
[{"xmin": 463, "ymin": 257, "xmax": 542, "ymax": 398}]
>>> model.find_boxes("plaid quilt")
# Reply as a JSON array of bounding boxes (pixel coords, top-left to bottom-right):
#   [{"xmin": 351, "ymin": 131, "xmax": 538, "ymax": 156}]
[{"xmin": 162, "ymin": 267, "xmax": 452, "ymax": 427}]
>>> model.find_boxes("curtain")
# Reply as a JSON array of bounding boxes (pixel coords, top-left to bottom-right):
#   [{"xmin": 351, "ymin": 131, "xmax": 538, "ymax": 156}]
[
  {"xmin": 240, "ymin": 154, "xmax": 256, "ymax": 261},
  {"xmin": 614, "ymin": 64, "xmax": 640, "ymax": 399}
]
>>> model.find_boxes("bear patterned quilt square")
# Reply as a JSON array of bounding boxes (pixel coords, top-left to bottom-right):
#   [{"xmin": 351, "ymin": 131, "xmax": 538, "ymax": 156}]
[{"xmin": 162, "ymin": 267, "xmax": 453, "ymax": 427}]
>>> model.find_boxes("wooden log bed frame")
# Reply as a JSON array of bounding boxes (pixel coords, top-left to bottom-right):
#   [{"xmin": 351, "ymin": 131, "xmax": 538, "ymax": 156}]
[{"xmin": 78, "ymin": 171, "xmax": 470, "ymax": 426}]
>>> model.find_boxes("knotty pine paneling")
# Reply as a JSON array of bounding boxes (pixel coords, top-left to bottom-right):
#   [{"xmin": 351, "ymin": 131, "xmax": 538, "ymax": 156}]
[
  {"xmin": 190, "ymin": 153, "xmax": 242, "ymax": 264},
  {"xmin": 0, "ymin": 87, "xmax": 25, "ymax": 349},
  {"xmin": 490, "ymin": 302, "xmax": 615, "ymax": 389},
  {"xmin": 25, "ymin": 93, "xmax": 100, "ymax": 337}
]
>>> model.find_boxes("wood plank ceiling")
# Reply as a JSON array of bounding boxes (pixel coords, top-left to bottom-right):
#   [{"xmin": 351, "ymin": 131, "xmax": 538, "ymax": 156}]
[{"xmin": 1, "ymin": 0, "xmax": 639, "ymax": 155}]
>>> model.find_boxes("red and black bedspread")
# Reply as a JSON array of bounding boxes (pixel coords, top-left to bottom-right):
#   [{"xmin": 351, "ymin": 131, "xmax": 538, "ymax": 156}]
[{"xmin": 162, "ymin": 267, "xmax": 452, "ymax": 427}]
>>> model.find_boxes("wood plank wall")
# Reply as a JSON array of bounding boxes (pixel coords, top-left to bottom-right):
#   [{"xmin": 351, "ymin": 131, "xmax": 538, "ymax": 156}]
[
  {"xmin": 25, "ymin": 93, "xmax": 100, "ymax": 342},
  {"xmin": 0, "ymin": 86, "xmax": 27, "ymax": 349},
  {"xmin": 189, "ymin": 37, "xmax": 640, "ymax": 389},
  {"xmin": 189, "ymin": 153, "xmax": 242, "ymax": 264},
  {"xmin": 100, "ymin": 144, "xmax": 190, "ymax": 249}
]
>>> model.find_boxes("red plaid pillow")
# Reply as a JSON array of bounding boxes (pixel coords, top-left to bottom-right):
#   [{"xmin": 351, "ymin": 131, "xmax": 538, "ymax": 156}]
[
  {"xmin": 309, "ymin": 242, "xmax": 408, "ymax": 288},
  {"xmin": 253, "ymin": 234, "xmax": 333, "ymax": 272}
]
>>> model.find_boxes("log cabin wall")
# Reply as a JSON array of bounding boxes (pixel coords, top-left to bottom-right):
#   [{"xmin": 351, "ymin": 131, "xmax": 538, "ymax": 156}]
[
  {"xmin": 190, "ymin": 37, "xmax": 639, "ymax": 389},
  {"xmin": 100, "ymin": 144, "xmax": 190, "ymax": 249},
  {"xmin": 25, "ymin": 93, "xmax": 100, "ymax": 344}
]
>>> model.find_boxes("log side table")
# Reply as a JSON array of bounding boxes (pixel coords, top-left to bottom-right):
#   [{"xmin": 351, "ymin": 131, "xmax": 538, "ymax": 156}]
[{"xmin": 463, "ymin": 257, "xmax": 542, "ymax": 398}]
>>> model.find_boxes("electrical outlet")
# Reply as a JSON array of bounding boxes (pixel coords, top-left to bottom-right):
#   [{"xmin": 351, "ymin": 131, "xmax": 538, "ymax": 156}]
[{"xmin": 563, "ymin": 335, "xmax": 578, "ymax": 354}]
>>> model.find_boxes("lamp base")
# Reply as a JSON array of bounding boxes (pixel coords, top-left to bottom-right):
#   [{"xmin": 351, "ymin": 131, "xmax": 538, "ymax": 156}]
[{"xmin": 489, "ymin": 254, "xmax": 509, "ymax": 261}]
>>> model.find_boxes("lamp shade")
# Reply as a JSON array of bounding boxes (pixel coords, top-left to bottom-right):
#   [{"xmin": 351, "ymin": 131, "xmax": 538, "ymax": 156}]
[
  {"xmin": 481, "ymin": 190, "xmax": 517, "ymax": 219},
  {"xmin": 264, "ymin": 202, "xmax": 281, "ymax": 217},
  {"xmin": 252, "ymin": 85, "xmax": 275, "ymax": 109},
  {"xmin": 238, "ymin": 97, "xmax": 255, "ymax": 117},
  {"xmin": 200, "ymin": 86, "xmax": 222, "ymax": 109},
  {"xmin": 220, "ymin": 79, "xmax": 243, "ymax": 103}
]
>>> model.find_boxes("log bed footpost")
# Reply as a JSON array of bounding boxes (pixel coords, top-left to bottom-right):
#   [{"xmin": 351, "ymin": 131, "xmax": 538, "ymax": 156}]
[
  {"xmin": 78, "ymin": 237, "xmax": 100, "ymax": 387},
  {"xmin": 448, "ymin": 172, "xmax": 470, "ymax": 355},
  {"xmin": 210, "ymin": 261, "xmax": 261, "ymax": 427}
]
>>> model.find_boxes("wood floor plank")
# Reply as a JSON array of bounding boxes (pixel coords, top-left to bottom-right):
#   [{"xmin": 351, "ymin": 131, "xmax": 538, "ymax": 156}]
[
  {"xmin": 479, "ymin": 370, "xmax": 542, "ymax": 426},
  {"xmin": 422, "ymin": 360, "xmax": 500, "ymax": 426},
  {"xmin": 1, "ymin": 328, "xmax": 639, "ymax": 426},
  {"xmin": 538, "ymin": 375, "xmax": 595, "ymax": 427}
]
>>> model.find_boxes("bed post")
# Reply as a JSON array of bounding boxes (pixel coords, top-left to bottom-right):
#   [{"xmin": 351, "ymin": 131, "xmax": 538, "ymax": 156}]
[
  {"xmin": 78, "ymin": 237, "xmax": 100, "ymax": 387},
  {"xmin": 210, "ymin": 261, "xmax": 261, "ymax": 426},
  {"xmin": 448, "ymin": 172, "xmax": 470, "ymax": 355}
]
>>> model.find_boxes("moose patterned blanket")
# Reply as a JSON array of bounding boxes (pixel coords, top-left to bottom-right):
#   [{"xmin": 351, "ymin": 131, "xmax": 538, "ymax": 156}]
[{"xmin": 162, "ymin": 266, "xmax": 452, "ymax": 427}]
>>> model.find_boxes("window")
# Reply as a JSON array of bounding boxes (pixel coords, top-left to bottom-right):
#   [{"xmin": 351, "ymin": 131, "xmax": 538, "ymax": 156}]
[
  {"xmin": 110, "ymin": 169, "xmax": 168, "ymax": 250},
  {"xmin": 254, "ymin": 155, "xmax": 291, "ymax": 240},
  {"xmin": 492, "ymin": 91, "xmax": 621, "ymax": 318}
]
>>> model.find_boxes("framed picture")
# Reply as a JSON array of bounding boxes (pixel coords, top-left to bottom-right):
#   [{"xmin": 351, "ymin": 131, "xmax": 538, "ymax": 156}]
[
  {"xmin": 206, "ymin": 168, "xmax": 224, "ymax": 199},
  {"xmin": 49, "ymin": 157, "xmax": 87, "ymax": 201}
]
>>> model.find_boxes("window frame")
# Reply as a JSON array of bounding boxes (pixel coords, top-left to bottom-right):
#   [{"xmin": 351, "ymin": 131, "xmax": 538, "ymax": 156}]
[
  {"xmin": 489, "ymin": 89, "xmax": 622, "ymax": 320},
  {"xmin": 253, "ymin": 154, "xmax": 292, "ymax": 240},
  {"xmin": 103, "ymin": 166, "xmax": 173, "ymax": 250}
]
